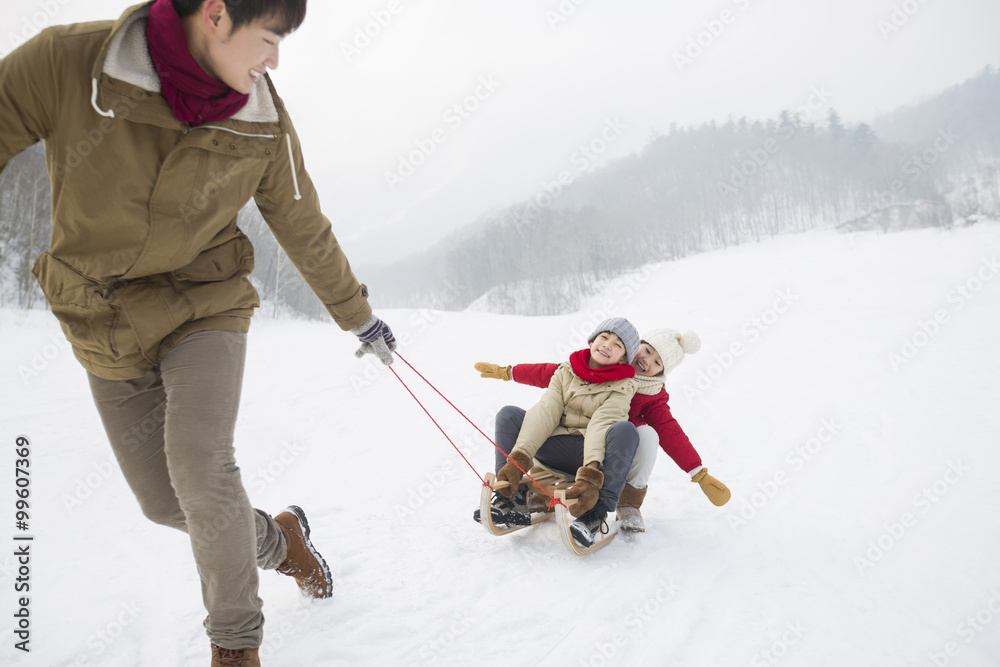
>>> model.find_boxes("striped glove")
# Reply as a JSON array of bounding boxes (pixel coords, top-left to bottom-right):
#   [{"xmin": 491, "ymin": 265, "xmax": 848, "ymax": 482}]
[{"xmin": 351, "ymin": 315, "xmax": 396, "ymax": 365}]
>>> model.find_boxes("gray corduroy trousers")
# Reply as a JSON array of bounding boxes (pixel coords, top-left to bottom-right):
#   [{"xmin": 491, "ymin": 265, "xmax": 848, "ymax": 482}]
[{"xmin": 87, "ymin": 330, "xmax": 287, "ymax": 649}]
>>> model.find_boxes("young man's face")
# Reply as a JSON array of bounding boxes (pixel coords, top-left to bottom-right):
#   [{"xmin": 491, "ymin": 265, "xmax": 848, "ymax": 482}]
[
  {"xmin": 201, "ymin": 8, "xmax": 286, "ymax": 94},
  {"xmin": 589, "ymin": 332, "xmax": 628, "ymax": 367},
  {"xmin": 632, "ymin": 343, "xmax": 664, "ymax": 377}
]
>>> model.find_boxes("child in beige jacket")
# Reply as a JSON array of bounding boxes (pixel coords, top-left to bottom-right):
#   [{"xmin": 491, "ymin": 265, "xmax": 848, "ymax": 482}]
[{"xmin": 478, "ymin": 317, "xmax": 642, "ymax": 547}]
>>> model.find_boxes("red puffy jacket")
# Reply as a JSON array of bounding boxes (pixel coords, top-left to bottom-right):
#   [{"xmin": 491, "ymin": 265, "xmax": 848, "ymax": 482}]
[{"xmin": 512, "ymin": 363, "xmax": 702, "ymax": 473}]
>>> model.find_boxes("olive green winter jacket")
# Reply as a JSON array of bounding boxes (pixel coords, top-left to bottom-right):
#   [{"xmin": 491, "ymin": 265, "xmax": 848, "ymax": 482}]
[{"xmin": 0, "ymin": 2, "xmax": 371, "ymax": 380}]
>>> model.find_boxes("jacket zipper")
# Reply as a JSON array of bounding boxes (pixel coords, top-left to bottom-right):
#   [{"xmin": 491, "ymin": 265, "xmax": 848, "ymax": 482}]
[{"xmin": 189, "ymin": 125, "xmax": 279, "ymax": 140}]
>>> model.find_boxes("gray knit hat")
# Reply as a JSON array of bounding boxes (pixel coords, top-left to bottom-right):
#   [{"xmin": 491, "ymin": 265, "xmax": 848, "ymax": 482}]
[{"xmin": 587, "ymin": 317, "xmax": 641, "ymax": 364}]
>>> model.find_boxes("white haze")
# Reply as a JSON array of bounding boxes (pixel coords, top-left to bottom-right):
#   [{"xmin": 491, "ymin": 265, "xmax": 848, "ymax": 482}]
[{"xmin": 2, "ymin": 0, "xmax": 999, "ymax": 264}]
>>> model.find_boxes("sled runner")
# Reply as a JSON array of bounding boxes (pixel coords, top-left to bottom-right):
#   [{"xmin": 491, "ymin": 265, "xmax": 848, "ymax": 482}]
[
  {"xmin": 480, "ymin": 468, "xmax": 618, "ymax": 555},
  {"xmin": 479, "ymin": 470, "xmax": 562, "ymax": 536}
]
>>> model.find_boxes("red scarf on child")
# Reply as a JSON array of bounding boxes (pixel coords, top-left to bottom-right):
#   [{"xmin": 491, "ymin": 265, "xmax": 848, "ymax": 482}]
[
  {"xmin": 146, "ymin": 0, "xmax": 249, "ymax": 125},
  {"xmin": 568, "ymin": 349, "xmax": 636, "ymax": 384}
]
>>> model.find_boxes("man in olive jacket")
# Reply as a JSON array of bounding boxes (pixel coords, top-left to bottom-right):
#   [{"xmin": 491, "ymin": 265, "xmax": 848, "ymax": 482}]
[{"xmin": 0, "ymin": 0, "xmax": 395, "ymax": 663}]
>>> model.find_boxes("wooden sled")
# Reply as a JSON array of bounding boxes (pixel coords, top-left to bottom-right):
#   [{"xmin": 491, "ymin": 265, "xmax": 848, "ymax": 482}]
[
  {"xmin": 480, "ymin": 468, "xmax": 617, "ymax": 555},
  {"xmin": 479, "ymin": 469, "xmax": 567, "ymax": 536},
  {"xmin": 554, "ymin": 489, "xmax": 617, "ymax": 556}
]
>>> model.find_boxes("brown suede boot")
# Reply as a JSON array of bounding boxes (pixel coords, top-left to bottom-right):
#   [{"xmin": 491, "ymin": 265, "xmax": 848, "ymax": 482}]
[
  {"xmin": 274, "ymin": 506, "xmax": 333, "ymax": 599},
  {"xmin": 616, "ymin": 484, "xmax": 648, "ymax": 533},
  {"xmin": 211, "ymin": 645, "xmax": 260, "ymax": 667}
]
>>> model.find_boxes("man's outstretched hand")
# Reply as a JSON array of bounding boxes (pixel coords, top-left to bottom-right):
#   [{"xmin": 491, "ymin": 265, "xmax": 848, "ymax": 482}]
[{"xmin": 351, "ymin": 315, "xmax": 396, "ymax": 365}]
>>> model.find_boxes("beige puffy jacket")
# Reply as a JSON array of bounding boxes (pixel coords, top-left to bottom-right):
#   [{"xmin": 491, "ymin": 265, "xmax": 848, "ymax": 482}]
[{"xmin": 512, "ymin": 362, "xmax": 637, "ymax": 467}]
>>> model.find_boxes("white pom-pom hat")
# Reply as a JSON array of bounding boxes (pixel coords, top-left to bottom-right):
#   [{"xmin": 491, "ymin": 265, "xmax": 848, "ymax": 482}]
[{"xmin": 641, "ymin": 328, "xmax": 701, "ymax": 375}]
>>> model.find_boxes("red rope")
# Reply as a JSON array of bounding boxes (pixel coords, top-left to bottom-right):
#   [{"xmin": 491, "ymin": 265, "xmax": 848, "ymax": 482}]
[
  {"xmin": 390, "ymin": 351, "xmax": 565, "ymax": 508},
  {"xmin": 387, "ymin": 364, "xmax": 486, "ymax": 487}
]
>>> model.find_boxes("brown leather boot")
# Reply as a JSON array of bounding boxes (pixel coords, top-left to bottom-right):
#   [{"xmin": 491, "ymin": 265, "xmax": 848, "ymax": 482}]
[
  {"xmin": 274, "ymin": 506, "xmax": 333, "ymax": 599},
  {"xmin": 211, "ymin": 644, "xmax": 260, "ymax": 667},
  {"xmin": 616, "ymin": 484, "xmax": 648, "ymax": 533}
]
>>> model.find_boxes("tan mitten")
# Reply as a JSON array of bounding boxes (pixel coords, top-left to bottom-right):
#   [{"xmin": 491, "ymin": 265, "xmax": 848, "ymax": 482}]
[
  {"xmin": 474, "ymin": 362, "xmax": 512, "ymax": 381},
  {"xmin": 691, "ymin": 468, "xmax": 731, "ymax": 506}
]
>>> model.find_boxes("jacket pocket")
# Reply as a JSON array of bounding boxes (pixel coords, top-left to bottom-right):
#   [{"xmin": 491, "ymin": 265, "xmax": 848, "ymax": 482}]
[
  {"xmin": 171, "ymin": 232, "xmax": 254, "ymax": 283},
  {"xmin": 114, "ymin": 276, "xmax": 189, "ymax": 365},
  {"xmin": 32, "ymin": 253, "xmax": 120, "ymax": 361}
]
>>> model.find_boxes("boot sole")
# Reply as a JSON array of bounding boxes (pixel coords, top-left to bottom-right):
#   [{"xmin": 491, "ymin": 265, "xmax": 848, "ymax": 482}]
[{"xmin": 283, "ymin": 505, "xmax": 333, "ymax": 599}]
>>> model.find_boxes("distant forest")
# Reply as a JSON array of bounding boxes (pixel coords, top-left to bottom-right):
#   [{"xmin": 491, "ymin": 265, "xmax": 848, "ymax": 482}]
[
  {"xmin": 362, "ymin": 66, "xmax": 1000, "ymax": 315},
  {"xmin": 1, "ymin": 67, "xmax": 998, "ymax": 316}
]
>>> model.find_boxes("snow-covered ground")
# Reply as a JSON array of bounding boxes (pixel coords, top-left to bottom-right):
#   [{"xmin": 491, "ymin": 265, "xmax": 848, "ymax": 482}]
[{"xmin": 2, "ymin": 223, "xmax": 1000, "ymax": 666}]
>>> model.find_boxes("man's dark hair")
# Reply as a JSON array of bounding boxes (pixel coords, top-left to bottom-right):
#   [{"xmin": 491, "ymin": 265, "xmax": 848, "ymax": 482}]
[{"xmin": 172, "ymin": 0, "xmax": 307, "ymax": 36}]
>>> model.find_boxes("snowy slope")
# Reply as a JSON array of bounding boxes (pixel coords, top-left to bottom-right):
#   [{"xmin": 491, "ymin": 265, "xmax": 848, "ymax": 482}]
[{"xmin": 2, "ymin": 223, "xmax": 1000, "ymax": 666}]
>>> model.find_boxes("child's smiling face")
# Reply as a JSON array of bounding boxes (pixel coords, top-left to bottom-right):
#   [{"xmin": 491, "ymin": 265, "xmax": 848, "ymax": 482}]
[
  {"xmin": 632, "ymin": 343, "xmax": 664, "ymax": 376},
  {"xmin": 589, "ymin": 332, "xmax": 628, "ymax": 367}
]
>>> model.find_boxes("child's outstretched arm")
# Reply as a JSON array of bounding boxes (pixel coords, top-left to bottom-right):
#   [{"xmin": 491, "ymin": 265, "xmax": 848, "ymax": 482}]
[
  {"xmin": 473, "ymin": 361, "xmax": 560, "ymax": 389},
  {"xmin": 640, "ymin": 396, "xmax": 703, "ymax": 472},
  {"xmin": 641, "ymin": 395, "xmax": 731, "ymax": 505}
]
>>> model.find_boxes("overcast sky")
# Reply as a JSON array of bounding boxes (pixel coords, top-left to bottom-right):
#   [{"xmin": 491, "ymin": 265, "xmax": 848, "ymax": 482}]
[{"xmin": 3, "ymin": 0, "xmax": 999, "ymax": 267}]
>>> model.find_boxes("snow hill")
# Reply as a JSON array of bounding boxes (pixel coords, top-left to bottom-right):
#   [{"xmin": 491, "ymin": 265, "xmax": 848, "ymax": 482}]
[{"xmin": 2, "ymin": 223, "xmax": 1000, "ymax": 667}]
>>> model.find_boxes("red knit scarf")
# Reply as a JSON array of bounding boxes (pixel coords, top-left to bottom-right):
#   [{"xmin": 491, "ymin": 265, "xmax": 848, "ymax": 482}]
[
  {"xmin": 146, "ymin": 0, "xmax": 249, "ymax": 125},
  {"xmin": 568, "ymin": 349, "xmax": 636, "ymax": 384}
]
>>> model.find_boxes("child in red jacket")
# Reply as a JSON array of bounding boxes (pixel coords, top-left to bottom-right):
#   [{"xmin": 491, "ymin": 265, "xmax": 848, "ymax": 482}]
[{"xmin": 475, "ymin": 328, "xmax": 730, "ymax": 531}]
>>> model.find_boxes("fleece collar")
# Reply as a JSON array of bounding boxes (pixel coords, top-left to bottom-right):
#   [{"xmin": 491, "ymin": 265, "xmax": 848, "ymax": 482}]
[
  {"xmin": 568, "ymin": 349, "xmax": 636, "ymax": 384},
  {"xmin": 96, "ymin": 2, "xmax": 279, "ymax": 124}
]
